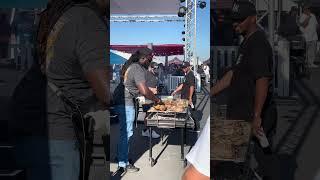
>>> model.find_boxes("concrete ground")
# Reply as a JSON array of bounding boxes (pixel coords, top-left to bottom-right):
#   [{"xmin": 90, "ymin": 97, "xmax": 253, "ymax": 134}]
[
  {"xmin": 274, "ymin": 68, "xmax": 320, "ymax": 180},
  {"xmin": 109, "ymin": 84, "xmax": 211, "ymax": 180}
]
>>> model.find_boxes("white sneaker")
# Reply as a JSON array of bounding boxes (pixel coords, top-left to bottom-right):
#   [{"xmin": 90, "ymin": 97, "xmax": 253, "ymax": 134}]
[{"xmin": 142, "ymin": 129, "xmax": 160, "ymax": 139}]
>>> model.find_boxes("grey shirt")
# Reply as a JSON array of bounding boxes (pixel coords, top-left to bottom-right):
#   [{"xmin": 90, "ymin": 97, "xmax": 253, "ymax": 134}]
[
  {"xmin": 46, "ymin": 5, "xmax": 108, "ymax": 140},
  {"xmin": 123, "ymin": 63, "xmax": 147, "ymax": 106},
  {"xmin": 146, "ymin": 71, "xmax": 158, "ymax": 88}
]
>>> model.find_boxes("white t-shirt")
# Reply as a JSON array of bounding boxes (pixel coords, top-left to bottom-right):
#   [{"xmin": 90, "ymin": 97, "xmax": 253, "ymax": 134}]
[
  {"xmin": 186, "ymin": 117, "xmax": 210, "ymax": 177},
  {"xmin": 299, "ymin": 13, "xmax": 319, "ymax": 42},
  {"xmin": 203, "ymin": 65, "xmax": 210, "ymax": 76}
]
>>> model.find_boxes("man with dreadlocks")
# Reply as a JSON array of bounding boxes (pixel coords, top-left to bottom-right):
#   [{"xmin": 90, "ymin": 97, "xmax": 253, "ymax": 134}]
[
  {"xmin": 112, "ymin": 48, "xmax": 161, "ymax": 177},
  {"xmin": 13, "ymin": 0, "xmax": 109, "ymax": 180}
]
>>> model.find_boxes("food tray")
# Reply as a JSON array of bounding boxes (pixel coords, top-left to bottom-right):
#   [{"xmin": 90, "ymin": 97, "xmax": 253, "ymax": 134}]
[
  {"xmin": 147, "ymin": 99, "xmax": 189, "ymax": 113},
  {"xmin": 211, "ymin": 119, "xmax": 252, "ymax": 162},
  {"xmin": 146, "ymin": 111, "xmax": 194, "ymax": 129},
  {"xmin": 147, "ymin": 108, "xmax": 188, "ymax": 114}
]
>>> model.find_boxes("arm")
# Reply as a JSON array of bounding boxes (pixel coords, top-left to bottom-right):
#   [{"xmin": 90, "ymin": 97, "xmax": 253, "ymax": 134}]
[
  {"xmin": 172, "ymin": 83, "xmax": 184, "ymax": 95},
  {"xmin": 182, "ymin": 165, "xmax": 209, "ymax": 180},
  {"xmin": 254, "ymin": 77, "xmax": 269, "ymax": 118},
  {"xmin": 148, "ymin": 87, "xmax": 158, "ymax": 94},
  {"xmin": 77, "ymin": 10, "xmax": 109, "ymax": 107},
  {"xmin": 137, "ymin": 82, "xmax": 160, "ymax": 103},
  {"xmin": 252, "ymin": 77, "xmax": 269, "ymax": 135},
  {"xmin": 211, "ymin": 70, "xmax": 233, "ymax": 96},
  {"xmin": 300, "ymin": 14, "xmax": 311, "ymax": 28},
  {"xmin": 85, "ymin": 68, "xmax": 109, "ymax": 107},
  {"xmin": 188, "ymin": 85, "xmax": 195, "ymax": 102}
]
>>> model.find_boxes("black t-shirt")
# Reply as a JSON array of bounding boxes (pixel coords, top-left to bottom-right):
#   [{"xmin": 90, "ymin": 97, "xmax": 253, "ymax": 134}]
[
  {"xmin": 146, "ymin": 71, "xmax": 158, "ymax": 88},
  {"xmin": 181, "ymin": 70, "xmax": 197, "ymax": 103},
  {"xmin": 227, "ymin": 30, "xmax": 273, "ymax": 121}
]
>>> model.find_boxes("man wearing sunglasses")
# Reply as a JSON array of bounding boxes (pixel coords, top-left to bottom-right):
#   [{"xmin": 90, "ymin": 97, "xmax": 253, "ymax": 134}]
[
  {"xmin": 211, "ymin": 1, "xmax": 275, "ymax": 178},
  {"xmin": 113, "ymin": 48, "xmax": 161, "ymax": 176}
]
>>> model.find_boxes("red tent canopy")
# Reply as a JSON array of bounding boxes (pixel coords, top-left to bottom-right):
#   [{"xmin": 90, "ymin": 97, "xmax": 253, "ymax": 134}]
[{"xmin": 110, "ymin": 44, "xmax": 184, "ymax": 56}]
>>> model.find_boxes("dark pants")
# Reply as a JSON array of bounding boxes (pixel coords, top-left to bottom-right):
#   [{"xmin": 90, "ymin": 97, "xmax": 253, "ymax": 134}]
[
  {"xmin": 254, "ymin": 103, "xmax": 278, "ymax": 178},
  {"xmin": 0, "ymin": 43, "xmax": 9, "ymax": 58}
]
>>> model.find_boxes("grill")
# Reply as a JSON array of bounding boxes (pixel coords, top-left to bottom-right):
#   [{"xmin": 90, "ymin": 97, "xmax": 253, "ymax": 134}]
[
  {"xmin": 145, "ymin": 107, "xmax": 195, "ymax": 167},
  {"xmin": 211, "ymin": 120, "xmax": 251, "ymax": 162},
  {"xmin": 146, "ymin": 111, "xmax": 194, "ymax": 129}
]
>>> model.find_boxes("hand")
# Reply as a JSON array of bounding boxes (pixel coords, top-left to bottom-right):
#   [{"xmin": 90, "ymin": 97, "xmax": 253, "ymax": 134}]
[
  {"xmin": 171, "ymin": 91, "xmax": 176, "ymax": 96},
  {"xmin": 155, "ymin": 98, "xmax": 163, "ymax": 105},
  {"xmin": 189, "ymin": 99, "xmax": 195, "ymax": 109},
  {"xmin": 150, "ymin": 88, "xmax": 157, "ymax": 94},
  {"xmin": 252, "ymin": 116, "xmax": 262, "ymax": 137}
]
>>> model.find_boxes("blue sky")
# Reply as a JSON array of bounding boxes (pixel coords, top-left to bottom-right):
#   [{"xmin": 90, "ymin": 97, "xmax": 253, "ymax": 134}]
[{"xmin": 111, "ymin": 0, "xmax": 210, "ymax": 62}]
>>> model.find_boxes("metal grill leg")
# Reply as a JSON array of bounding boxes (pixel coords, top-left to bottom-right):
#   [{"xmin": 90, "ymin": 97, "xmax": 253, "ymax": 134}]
[
  {"xmin": 181, "ymin": 128, "xmax": 184, "ymax": 160},
  {"xmin": 149, "ymin": 127, "xmax": 152, "ymax": 160},
  {"xmin": 149, "ymin": 127, "xmax": 155, "ymax": 166}
]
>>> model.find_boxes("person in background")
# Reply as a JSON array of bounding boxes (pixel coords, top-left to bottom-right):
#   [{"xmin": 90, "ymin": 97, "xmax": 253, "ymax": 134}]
[
  {"xmin": 182, "ymin": 117, "xmax": 210, "ymax": 180},
  {"xmin": 299, "ymin": 4, "xmax": 319, "ymax": 68},
  {"xmin": 203, "ymin": 64, "xmax": 210, "ymax": 84},
  {"xmin": 278, "ymin": 6, "xmax": 300, "ymax": 41},
  {"xmin": 141, "ymin": 62, "xmax": 160, "ymax": 138},
  {"xmin": 157, "ymin": 63, "xmax": 165, "ymax": 84},
  {"xmin": 0, "ymin": 13, "xmax": 11, "ymax": 59},
  {"xmin": 172, "ymin": 61, "xmax": 196, "ymax": 107}
]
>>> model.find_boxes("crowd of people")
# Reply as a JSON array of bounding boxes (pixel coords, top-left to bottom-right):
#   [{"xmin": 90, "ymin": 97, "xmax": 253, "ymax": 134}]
[{"xmin": 279, "ymin": 4, "xmax": 319, "ymax": 68}]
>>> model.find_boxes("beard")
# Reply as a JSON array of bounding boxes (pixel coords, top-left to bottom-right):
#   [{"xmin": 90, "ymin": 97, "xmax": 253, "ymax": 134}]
[{"xmin": 141, "ymin": 62, "xmax": 150, "ymax": 69}]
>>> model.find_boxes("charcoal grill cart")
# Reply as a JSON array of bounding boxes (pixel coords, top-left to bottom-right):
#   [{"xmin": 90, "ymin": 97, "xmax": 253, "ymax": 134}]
[
  {"xmin": 211, "ymin": 119, "xmax": 254, "ymax": 179},
  {"xmin": 145, "ymin": 102, "xmax": 195, "ymax": 167}
]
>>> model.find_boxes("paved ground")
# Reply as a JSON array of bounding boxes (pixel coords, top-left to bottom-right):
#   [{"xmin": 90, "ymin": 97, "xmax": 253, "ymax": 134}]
[
  {"xmin": 274, "ymin": 68, "xmax": 320, "ymax": 180},
  {"xmin": 109, "ymin": 84, "xmax": 211, "ymax": 180}
]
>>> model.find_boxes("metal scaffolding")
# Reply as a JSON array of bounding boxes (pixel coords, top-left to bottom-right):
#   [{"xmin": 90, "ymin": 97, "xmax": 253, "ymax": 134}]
[
  {"xmin": 254, "ymin": 0, "xmax": 277, "ymax": 48},
  {"xmin": 184, "ymin": 0, "xmax": 198, "ymax": 72},
  {"xmin": 110, "ymin": 15, "xmax": 184, "ymax": 23}
]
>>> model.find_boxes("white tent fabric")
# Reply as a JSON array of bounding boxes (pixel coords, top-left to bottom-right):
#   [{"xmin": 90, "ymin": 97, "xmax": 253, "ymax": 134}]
[
  {"xmin": 111, "ymin": 50, "xmax": 131, "ymax": 60},
  {"xmin": 111, "ymin": 0, "xmax": 181, "ymax": 15}
]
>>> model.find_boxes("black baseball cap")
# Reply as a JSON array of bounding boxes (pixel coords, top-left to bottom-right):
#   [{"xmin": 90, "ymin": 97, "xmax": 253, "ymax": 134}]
[
  {"xmin": 181, "ymin": 61, "xmax": 191, "ymax": 68},
  {"xmin": 230, "ymin": 1, "xmax": 257, "ymax": 22}
]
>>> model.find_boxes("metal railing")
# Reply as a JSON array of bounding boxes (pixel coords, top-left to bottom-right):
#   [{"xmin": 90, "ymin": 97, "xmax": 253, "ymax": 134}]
[
  {"xmin": 166, "ymin": 74, "xmax": 201, "ymax": 93},
  {"xmin": 211, "ymin": 46, "xmax": 238, "ymax": 82},
  {"xmin": 0, "ymin": 43, "xmax": 34, "ymax": 71}
]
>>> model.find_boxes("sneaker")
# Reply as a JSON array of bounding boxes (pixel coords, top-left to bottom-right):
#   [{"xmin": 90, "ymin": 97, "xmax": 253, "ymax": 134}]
[
  {"xmin": 142, "ymin": 129, "xmax": 160, "ymax": 139},
  {"xmin": 126, "ymin": 164, "xmax": 140, "ymax": 173},
  {"xmin": 112, "ymin": 167, "xmax": 127, "ymax": 177}
]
